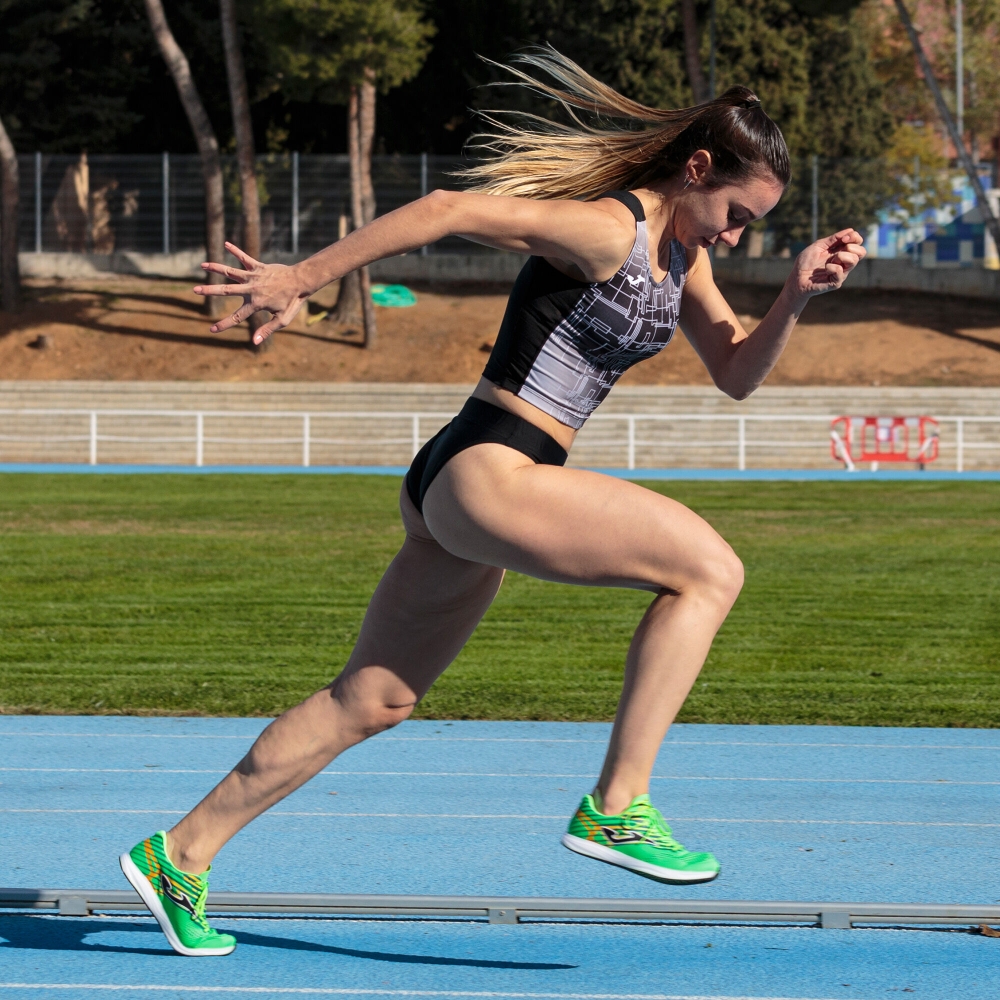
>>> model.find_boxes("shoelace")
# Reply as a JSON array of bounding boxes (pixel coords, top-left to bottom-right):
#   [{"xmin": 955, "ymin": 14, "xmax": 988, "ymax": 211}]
[
  {"xmin": 628, "ymin": 802, "xmax": 685, "ymax": 851},
  {"xmin": 191, "ymin": 880, "xmax": 212, "ymax": 932}
]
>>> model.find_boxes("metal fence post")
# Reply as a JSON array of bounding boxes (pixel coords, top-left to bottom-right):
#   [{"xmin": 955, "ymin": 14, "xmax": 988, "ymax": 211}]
[
  {"xmin": 627, "ymin": 416, "xmax": 636, "ymax": 470},
  {"xmin": 302, "ymin": 413, "xmax": 310, "ymax": 467},
  {"xmin": 737, "ymin": 416, "xmax": 746, "ymax": 471},
  {"xmin": 162, "ymin": 152, "xmax": 170, "ymax": 255},
  {"xmin": 291, "ymin": 151, "xmax": 300, "ymax": 255},
  {"xmin": 196, "ymin": 413, "xmax": 204, "ymax": 467},
  {"xmin": 810, "ymin": 155, "xmax": 819, "ymax": 244},
  {"xmin": 89, "ymin": 412, "xmax": 97, "ymax": 466},
  {"xmin": 420, "ymin": 153, "xmax": 429, "ymax": 256},
  {"xmin": 956, "ymin": 417, "xmax": 964, "ymax": 473},
  {"xmin": 412, "ymin": 414, "xmax": 420, "ymax": 458},
  {"xmin": 34, "ymin": 152, "xmax": 42, "ymax": 253}
]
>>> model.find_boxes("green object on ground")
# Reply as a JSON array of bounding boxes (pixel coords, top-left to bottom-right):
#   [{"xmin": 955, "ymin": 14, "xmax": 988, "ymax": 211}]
[
  {"xmin": 0, "ymin": 474, "xmax": 997, "ymax": 725},
  {"xmin": 119, "ymin": 831, "xmax": 236, "ymax": 956},
  {"xmin": 563, "ymin": 793, "xmax": 720, "ymax": 883},
  {"xmin": 370, "ymin": 283, "xmax": 417, "ymax": 307}
]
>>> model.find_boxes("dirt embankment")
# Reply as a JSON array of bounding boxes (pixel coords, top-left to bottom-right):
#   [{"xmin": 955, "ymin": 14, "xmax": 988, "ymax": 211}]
[{"xmin": 1, "ymin": 275, "xmax": 999, "ymax": 386}]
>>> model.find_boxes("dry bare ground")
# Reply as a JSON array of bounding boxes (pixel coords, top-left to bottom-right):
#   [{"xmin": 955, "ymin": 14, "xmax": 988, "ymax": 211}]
[{"xmin": 1, "ymin": 274, "xmax": 999, "ymax": 386}]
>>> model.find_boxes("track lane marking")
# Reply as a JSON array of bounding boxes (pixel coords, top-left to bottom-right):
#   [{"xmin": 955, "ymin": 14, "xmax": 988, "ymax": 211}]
[
  {"xmin": 1, "ymin": 733, "xmax": 998, "ymax": 751},
  {"xmin": 0, "ymin": 986, "xmax": 872, "ymax": 1000},
  {"xmin": 3, "ymin": 809, "xmax": 997, "ymax": 827},
  {"xmin": 2, "ymin": 769, "xmax": 992, "ymax": 786}
]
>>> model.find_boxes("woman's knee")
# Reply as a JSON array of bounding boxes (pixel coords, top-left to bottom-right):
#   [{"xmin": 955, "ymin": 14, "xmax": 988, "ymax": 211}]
[
  {"xmin": 652, "ymin": 525, "xmax": 744, "ymax": 609},
  {"xmin": 329, "ymin": 667, "xmax": 418, "ymax": 741}
]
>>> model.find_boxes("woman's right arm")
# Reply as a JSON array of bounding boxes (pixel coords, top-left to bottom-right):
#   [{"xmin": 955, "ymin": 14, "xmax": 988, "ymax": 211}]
[{"xmin": 195, "ymin": 190, "xmax": 636, "ymax": 343}]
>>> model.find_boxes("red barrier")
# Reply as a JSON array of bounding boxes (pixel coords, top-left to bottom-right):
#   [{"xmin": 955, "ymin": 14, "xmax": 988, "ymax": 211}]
[{"xmin": 830, "ymin": 416, "xmax": 939, "ymax": 471}]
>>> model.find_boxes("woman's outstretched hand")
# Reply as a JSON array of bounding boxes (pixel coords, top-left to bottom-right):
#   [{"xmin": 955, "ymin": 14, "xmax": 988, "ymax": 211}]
[
  {"xmin": 789, "ymin": 229, "xmax": 866, "ymax": 298},
  {"xmin": 194, "ymin": 242, "xmax": 310, "ymax": 345}
]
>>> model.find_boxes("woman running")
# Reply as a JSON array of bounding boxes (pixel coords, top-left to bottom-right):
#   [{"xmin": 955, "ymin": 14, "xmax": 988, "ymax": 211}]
[{"xmin": 120, "ymin": 50, "xmax": 865, "ymax": 956}]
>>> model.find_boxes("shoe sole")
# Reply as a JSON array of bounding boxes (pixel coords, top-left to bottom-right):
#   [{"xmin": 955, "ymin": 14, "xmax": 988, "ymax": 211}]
[
  {"xmin": 561, "ymin": 833, "xmax": 720, "ymax": 885},
  {"xmin": 119, "ymin": 853, "xmax": 236, "ymax": 956}
]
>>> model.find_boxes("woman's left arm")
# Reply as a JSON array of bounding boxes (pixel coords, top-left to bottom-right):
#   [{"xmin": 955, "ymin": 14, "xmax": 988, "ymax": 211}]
[{"xmin": 678, "ymin": 229, "xmax": 866, "ymax": 400}]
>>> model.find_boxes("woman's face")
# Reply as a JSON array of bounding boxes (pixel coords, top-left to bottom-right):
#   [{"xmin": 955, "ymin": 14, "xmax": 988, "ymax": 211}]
[{"xmin": 673, "ymin": 172, "xmax": 784, "ymax": 251}]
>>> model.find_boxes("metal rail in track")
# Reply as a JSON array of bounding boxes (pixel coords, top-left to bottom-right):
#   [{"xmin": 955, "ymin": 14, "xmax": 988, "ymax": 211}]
[{"xmin": 3, "ymin": 888, "xmax": 999, "ymax": 930}]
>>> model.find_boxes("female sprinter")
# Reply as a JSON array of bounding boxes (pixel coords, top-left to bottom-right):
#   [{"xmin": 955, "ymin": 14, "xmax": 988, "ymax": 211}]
[{"xmin": 119, "ymin": 50, "xmax": 865, "ymax": 955}]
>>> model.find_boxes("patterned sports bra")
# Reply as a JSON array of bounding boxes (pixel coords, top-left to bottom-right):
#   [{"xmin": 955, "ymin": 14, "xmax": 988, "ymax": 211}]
[{"xmin": 482, "ymin": 190, "xmax": 688, "ymax": 429}]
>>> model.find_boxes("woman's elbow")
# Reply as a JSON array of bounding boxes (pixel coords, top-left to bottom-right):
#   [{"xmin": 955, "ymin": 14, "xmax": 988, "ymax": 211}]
[{"xmin": 713, "ymin": 374, "xmax": 755, "ymax": 401}]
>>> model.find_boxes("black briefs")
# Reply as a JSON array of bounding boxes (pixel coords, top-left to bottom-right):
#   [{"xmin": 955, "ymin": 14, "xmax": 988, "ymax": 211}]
[{"xmin": 404, "ymin": 397, "xmax": 568, "ymax": 514}]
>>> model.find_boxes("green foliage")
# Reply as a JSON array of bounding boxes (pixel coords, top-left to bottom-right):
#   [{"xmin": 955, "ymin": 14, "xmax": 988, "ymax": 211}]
[
  {"xmin": 747, "ymin": 5, "xmax": 895, "ymax": 247},
  {"xmin": 0, "ymin": 0, "xmax": 147, "ymax": 151},
  {"xmin": 1, "ymin": 475, "xmax": 997, "ymax": 727},
  {"xmin": 250, "ymin": 0, "xmax": 435, "ymax": 103},
  {"xmin": 515, "ymin": 0, "xmax": 688, "ymax": 111}
]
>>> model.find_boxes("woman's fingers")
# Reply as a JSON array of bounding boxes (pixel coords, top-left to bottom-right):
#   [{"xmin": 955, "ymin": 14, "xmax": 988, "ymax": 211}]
[
  {"xmin": 224, "ymin": 241, "xmax": 263, "ymax": 270},
  {"xmin": 199, "ymin": 261, "xmax": 250, "ymax": 281},
  {"xmin": 820, "ymin": 228, "xmax": 863, "ymax": 250},
  {"xmin": 194, "ymin": 282, "xmax": 254, "ymax": 296},
  {"xmin": 209, "ymin": 302, "xmax": 257, "ymax": 334}
]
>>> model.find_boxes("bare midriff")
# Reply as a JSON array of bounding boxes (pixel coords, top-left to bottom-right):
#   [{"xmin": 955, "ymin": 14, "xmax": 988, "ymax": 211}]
[{"xmin": 471, "ymin": 376, "xmax": 579, "ymax": 453}]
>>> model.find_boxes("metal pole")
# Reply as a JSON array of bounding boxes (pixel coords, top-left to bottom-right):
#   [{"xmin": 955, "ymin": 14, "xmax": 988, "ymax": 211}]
[
  {"xmin": 956, "ymin": 417, "xmax": 964, "ymax": 473},
  {"xmin": 894, "ymin": 0, "xmax": 1000, "ymax": 253},
  {"xmin": 196, "ymin": 413, "xmax": 204, "ymax": 468},
  {"xmin": 302, "ymin": 414, "xmax": 310, "ymax": 468},
  {"xmin": 89, "ymin": 412, "xmax": 97, "ymax": 466},
  {"xmin": 161, "ymin": 152, "xmax": 170, "ymax": 255},
  {"xmin": 810, "ymin": 155, "xmax": 819, "ymax": 244},
  {"xmin": 708, "ymin": 0, "xmax": 716, "ymax": 100},
  {"xmin": 627, "ymin": 416, "xmax": 636, "ymax": 470},
  {"xmin": 412, "ymin": 414, "xmax": 420, "ymax": 458},
  {"xmin": 291, "ymin": 151, "xmax": 300, "ymax": 256},
  {"xmin": 420, "ymin": 153, "xmax": 429, "ymax": 256},
  {"xmin": 34, "ymin": 152, "xmax": 42, "ymax": 253},
  {"xmin": 955, "ymin": 0, "xmax": 963, "ymax": 142},
  {"xmin": 737, "ymin": 416, "xmax": 746, "ymax": 471}
]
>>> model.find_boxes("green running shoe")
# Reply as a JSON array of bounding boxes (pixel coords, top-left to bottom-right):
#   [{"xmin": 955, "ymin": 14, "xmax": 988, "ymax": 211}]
[
  {"xmin": 119, "ymin": 831, "xmax": 236, "ymax": 956},
  {"xmin": 562, "ymin": 793, "xmax": 720, "ymax": 884}
]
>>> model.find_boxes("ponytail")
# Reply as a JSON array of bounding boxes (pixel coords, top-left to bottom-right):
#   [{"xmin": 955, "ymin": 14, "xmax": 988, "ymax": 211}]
[{"xmin": 460, "ymin": 46, "xmax": 790, "ymax": 200}]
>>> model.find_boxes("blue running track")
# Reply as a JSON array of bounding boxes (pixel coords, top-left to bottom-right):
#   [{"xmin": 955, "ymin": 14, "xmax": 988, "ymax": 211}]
[
  {"xmin": 2, "ymin": 463, "xmax": 999, "ymax": 481},
  {"xmin": 2, "ymin": 718, "xmax": 999, "ymax": 999}
]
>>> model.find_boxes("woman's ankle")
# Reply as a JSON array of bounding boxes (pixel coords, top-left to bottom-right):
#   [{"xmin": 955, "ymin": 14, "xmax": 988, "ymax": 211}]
[
  {"xmin": 164, "ymin": 830, "xmax": 212, "ymax": 876},
  {"xmin": 593, "ymin": 786, "xmax": 637, "ymax": 816}
]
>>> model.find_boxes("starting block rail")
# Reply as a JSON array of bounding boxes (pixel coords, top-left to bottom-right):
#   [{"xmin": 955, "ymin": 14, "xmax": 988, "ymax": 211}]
[{"xmin": 3, "ymin": 888, "xmax": 999, "ymax": 930}]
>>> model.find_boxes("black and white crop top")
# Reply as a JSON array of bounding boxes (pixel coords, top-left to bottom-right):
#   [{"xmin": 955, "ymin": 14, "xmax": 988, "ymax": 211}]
[{"xmin": 482, "ymin": 190, "xmax": 688, "ymax": 429}]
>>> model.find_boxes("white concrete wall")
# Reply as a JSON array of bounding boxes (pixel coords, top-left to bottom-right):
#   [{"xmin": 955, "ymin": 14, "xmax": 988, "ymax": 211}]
[{"xmin": 2, "ymin": 382, "xmax": 996, "ymax": 470}]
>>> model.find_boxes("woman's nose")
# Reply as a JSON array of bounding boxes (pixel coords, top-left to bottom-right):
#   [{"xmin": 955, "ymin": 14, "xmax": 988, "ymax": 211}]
[{"xmin": 719, "ymin": 226, "xmax": 745, "ymax": 248}]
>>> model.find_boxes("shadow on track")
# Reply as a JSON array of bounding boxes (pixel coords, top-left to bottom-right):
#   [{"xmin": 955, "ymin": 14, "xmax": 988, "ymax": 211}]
[{"xmin": 0, "ymin": 915, "xmax": 577, "ymax": 969}]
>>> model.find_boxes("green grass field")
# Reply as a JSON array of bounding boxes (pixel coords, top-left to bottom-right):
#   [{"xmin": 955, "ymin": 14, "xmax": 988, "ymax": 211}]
[{"xmin": 0, "ymin": 473, "xmax": 997, "ymax": 726}]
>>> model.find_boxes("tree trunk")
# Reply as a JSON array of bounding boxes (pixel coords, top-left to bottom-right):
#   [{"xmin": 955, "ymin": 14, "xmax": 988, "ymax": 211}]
[
  {"xmin": 333, "ymin": 80, "xmax": 377, "ymax": 348},
  {"xmin": 219, "ymin": 0, "xmax": 267, "ymax": 347},
  {"xmin": 359, "ymin": 68, "xmax": 377, "ymax": 226},
  {"xmin": 354, "ymin": 74, "xmax": 376, "ymax": 349},
  {"xmin": 143, "ymin": 0, "xmax": 225, "ymax": 318},
  {"xmin": 332, "ymin": 86, "xmax": 363, "ymax": 327},
  {"xmin": 681, "ymin": 0, "xmax": 708, "ymax": 105},
  {"xmin": 0, "ymin": 114, "xmax": 19, "ymax": 312}
]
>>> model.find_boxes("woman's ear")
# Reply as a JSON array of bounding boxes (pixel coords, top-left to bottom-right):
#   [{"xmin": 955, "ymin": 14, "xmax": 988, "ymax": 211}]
[{"xmin": 687, "ymin": 149, "xmax": 713, "ymax": 184}]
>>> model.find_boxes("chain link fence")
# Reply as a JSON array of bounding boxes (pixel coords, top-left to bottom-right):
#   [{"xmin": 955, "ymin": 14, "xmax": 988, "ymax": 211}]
[{"xmin": 11, "ymin": 152, "xmax": 1000, "ymax": 266}]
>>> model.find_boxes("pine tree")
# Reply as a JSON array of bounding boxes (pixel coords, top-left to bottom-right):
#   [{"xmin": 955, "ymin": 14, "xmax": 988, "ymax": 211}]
[{"xmin": 250, "ymin": 0, "xmax": 434, "ymax": 346}]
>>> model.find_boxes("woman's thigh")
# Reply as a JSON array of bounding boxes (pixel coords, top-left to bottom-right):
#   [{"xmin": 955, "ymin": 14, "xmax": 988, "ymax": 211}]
[
  {"xmin": 421, "ymin": 444, "xmax": 741, "ymax": 595},
  {"xmin": 336, "ymin": 484, "xmax": 504, "ymax": 708}
]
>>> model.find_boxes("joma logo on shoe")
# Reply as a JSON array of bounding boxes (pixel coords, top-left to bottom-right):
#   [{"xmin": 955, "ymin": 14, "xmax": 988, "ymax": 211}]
[
  {"xmin": 601, "ymin": 827, "xmax": 646, "ymax": 844},
  {"xmin": 159, "ymin": 874, "xmax": 197, "ymax": 916}
]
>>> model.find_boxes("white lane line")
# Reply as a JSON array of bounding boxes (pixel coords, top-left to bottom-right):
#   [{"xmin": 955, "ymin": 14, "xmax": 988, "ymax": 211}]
[
  {"xmin": 1, "ymin": 769, "xmax": 993, "ymax": 786},
  {"xmin": 0, "ymin": 986, "xmax": 869, "ymax": 1000},
  {"xmin": 2, "ymin": 809, "xmax": 997, "ymax": 827},
  {"xmin": 1, "ymin": 733, "xmax": 998, "ymax": 751}
]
